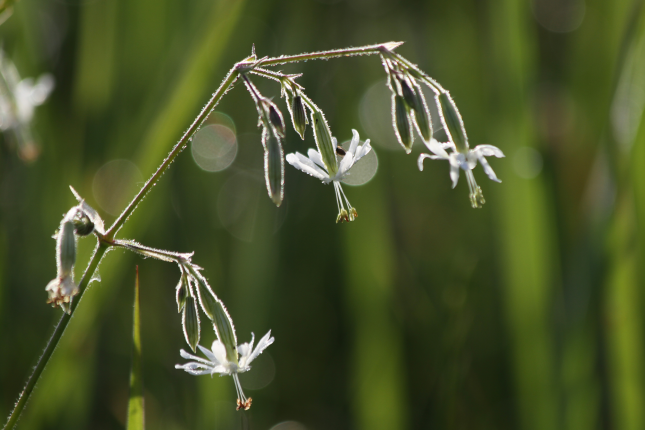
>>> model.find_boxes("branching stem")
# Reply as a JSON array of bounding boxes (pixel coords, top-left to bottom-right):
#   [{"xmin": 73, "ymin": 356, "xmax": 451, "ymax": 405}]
[{"xmin": 5, "ymin": 41, "xmax": 405, "ymax": 429}]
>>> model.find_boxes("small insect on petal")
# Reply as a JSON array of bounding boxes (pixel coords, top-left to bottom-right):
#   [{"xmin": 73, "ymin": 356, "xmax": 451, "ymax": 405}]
[{"xmin": 335, "ymin": 146, "xmax": 346, "ymax": 156}]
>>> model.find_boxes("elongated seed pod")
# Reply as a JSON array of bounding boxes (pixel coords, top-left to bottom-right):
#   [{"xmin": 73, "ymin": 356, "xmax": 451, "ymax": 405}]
[
  {"xmin": 312, "ymin": 110, "xmax": 338, "ymax": 175},
  {"xmin": 393, "ymin": 95, "xmax": 413, "ymax": 153},
  {"xmin": 262, "ymin": 128, "xmax": 284, "ymax": 206},
  {"xmin": 290, "ymin": 95, "xmax": 307, "ymax": 139},
  {"xmin": 183, "ymin": 296, "xmax": 200, "ymax": 352},
  {"xmin": 438, "ymin": 92, "xmax": 468, "ymax": 153}
]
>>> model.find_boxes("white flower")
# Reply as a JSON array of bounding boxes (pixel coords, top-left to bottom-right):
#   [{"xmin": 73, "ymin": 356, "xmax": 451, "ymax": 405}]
[
  {"xmin": 176, "ymin": 330, "xmax": 275, "ymax": 410},
  {"xmin": 286, "ymin": 129, "xmax": 372, "ymax": 222},
  {"xmin": 418, "ymin": 138, "xmax": 504, "ymax": 208}
]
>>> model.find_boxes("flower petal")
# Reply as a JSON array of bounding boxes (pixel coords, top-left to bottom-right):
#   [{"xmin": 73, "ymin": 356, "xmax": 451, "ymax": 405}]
[
  {"xmin": 417, "ymin": 153, "xmax": 435, "ymax": 171},
  {"xmin": 286, "ymin": 152, "xmax": 328, "ymax": 181},
  {"xmin": 477, "ymin": 154, "xmax": 501, "ymax": 183},
  {"xmin": 237, "ymin": 332, "xmax": 255, "ymax": 360},
  {"xmin": 307, "ymin": 148, "xmax": 326, "ymax": 170},
  {"xmin": 450, "ymin": 163, "xmax": 460, "ymax": 188},
  {"xmin": 246, "ymin": 330, "xmax": 275, "ymax": 366},
  {"xmin": 474, "ymin": 144, "xmax": 505, "ymax": 158},
  {"xmin": 336, "ymin": 152, "xmax": 355, "ymax": 179},
  {"xmin": 180, "ymin": 349, "xmax": 213, "ymax": 366},
  {"xmin": 354, "ymin": 140, "xmax": 372, "ymax": 163},
  {"xmin": 175, "ymin": 362, "xmax": 213, "ymax": 376},
  {"xmin": 348, "ymin": 129, "xmax": 360, "ymax": 156},
  {"xmin": 198, "ymin": 344, "xmax": 219, "ymax": 364},
  {"xmin": 423, "ymin": 138, "xmax": 450, "ymax": 159},
  {"xmin": 211, "ymin": 340, "xmax": 229, "ymax": 366}
]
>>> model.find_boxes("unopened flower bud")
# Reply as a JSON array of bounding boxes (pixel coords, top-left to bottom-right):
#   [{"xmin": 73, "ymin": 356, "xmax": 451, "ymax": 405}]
[
  {"xmin": 176, "ymin": 276, "xmax": 188, "ymax": 313},
  {"xmin": 57, "ymin": 221, "xmax": 76, "ymax": 277},
  {"xmin": 312, "ymin": 110, "xmax": 338, "ymax": 176},
  {"xmin": 268, "ymin": 103, "xmax": 286, "ymax": 138},
  {"xmin": 393, "ymin": 95, "xmax": 413, "ymax": 153},
  {"xmin": 438, "ymin": 92, "xmax": 469, "ymax": 153},
  {"xmin": 262, "ymin": 128, "xmax": 284, "ymax": 207},
  {"xmin": 290, "ymin": 95, "xmax": 307, "ymax": 140},
  {"xmin": 182, "ymin": 296, "xmax": 200, "ymax": 352}
]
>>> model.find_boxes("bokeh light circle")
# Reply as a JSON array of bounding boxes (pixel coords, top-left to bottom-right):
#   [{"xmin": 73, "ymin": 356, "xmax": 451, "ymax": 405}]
[
  {"xmin": 339, "ymin": 139, "xmax": 378, "ymax": 186},
  {"xmin": 513, "ymin": 146, "xmax": 543, "ymax": 179},
  {"xmin": 269, "ymin": 421, "xmax": 308, "ymax": 430},
  {"xmin": 92, "ymin": 159, "xmax": 143, "ymax": 216},
  {"xmin": 191, "ymin": 124, "xmax": 237, "ymax": 172}
]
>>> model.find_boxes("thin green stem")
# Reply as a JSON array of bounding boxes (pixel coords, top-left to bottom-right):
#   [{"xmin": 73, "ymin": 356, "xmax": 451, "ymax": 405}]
[
  {"xmin": 4, "ymin": 241, "xmax": 109, "ymax": 430},
  {"xmin": 5, "ymin": 41, "xmax": 409, "ymax": 429},
  {"xmin": 107, "ymin": 42, "xmax": 404, "ymax": 239},
  {"xmin": 112, "ymin": 239, "xmax": 192, "ymax": 264},
  {"xmin": 257, "ymin": 42, "xmax": 402, "ymax": 67}
]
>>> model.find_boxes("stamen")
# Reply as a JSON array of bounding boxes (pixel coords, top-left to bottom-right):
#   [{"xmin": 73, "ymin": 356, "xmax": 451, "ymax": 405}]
[
  {"xmin": 465, "ymin": 170, "xmax": 485, "ymax": 208},
  {"xmin": 233, "ymin": 374, "xmax": 252, "ymax": 410},
  {"xmin": 336, "ymin": 183, "xmax": 357, "ymax": 221},
  {"xmin": 334, "ymin": 182, "xmax": 349, "ymax": 223}
]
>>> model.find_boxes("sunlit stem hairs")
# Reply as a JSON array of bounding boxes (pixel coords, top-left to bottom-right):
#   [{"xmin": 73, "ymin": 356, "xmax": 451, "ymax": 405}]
[{"xmin": 4, "ymin": 41, "xmax": 504, "ymax": 429}]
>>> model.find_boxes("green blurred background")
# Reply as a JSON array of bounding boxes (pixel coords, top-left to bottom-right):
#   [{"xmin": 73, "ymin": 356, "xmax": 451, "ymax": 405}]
[{"xmin": 2, "ymin": 0, "xmax": 645, "ymax": 428}]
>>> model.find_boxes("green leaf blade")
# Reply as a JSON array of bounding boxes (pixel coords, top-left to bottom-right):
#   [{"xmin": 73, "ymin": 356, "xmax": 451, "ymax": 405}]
[{"xmin": 126, "ymin": 267, "xmax": 145, "ymax": 430}]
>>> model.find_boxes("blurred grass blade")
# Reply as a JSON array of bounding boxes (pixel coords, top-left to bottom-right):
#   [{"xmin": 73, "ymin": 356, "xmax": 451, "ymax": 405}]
[
  {"xmin": 127, "ymin": 267, "xmax": 145, "ymax": 430},
  {"xmin": 488, "ymin": 1, "xmax": 561, "ymax": 429}
]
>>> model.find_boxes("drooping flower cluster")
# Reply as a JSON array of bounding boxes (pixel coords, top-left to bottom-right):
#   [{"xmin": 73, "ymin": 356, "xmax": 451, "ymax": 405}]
[{"xmin": 379, "ymin": 50, "xmax": 505, "ymax": 208}]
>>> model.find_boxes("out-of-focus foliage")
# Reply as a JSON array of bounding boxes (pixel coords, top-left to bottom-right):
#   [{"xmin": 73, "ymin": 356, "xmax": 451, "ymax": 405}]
[{"xmin": 1, "ymin": 0, "xmax": 644, "ymax": 429}]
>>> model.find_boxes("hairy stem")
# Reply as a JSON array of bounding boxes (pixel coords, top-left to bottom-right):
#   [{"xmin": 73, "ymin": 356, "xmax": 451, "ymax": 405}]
[
  {"xmin": 4, "ymin": 241, "xmax": 109, "ymax": 430},
  {"xmin": 5, "ymin": 41, "xmax": 405, "ymax": 429},
  {"xmin": 107, "ymin": 42, "xmax": 400, "ymax": 240}
]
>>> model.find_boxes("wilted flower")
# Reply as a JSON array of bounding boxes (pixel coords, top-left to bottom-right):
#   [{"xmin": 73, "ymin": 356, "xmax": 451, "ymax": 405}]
[
  {"xmin": 286, "ymin": 129, "xmax": 372, "ymax": 222},
  {"xmin": 46, "ymin": 216, "xmax": 78, "ymax": 312},
  {"xmin": 176, "ymin": 331, "xmax": 275, "ymax": 410}
]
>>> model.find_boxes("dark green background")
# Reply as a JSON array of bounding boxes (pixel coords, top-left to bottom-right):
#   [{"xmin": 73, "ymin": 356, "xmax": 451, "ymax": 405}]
[{"xmin": 2, "ymin": 0, "xmax": 645, "ymax": 429}]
